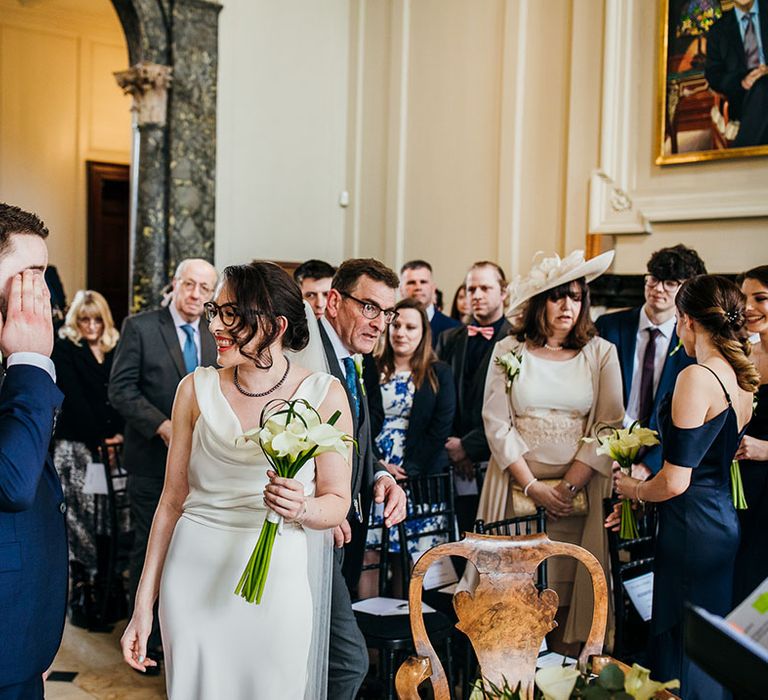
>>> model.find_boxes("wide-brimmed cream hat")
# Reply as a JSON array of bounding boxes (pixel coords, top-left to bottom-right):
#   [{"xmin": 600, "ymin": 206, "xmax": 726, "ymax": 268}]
[{"xmin": 506, "ymin": 249, "xmax": 615, "ymax": 316}]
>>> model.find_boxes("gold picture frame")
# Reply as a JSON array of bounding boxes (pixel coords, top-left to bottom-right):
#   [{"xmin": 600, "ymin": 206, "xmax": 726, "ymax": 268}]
[{"xmin": 656, "ymin": 0, "xmax": 768, "ymax": 165}]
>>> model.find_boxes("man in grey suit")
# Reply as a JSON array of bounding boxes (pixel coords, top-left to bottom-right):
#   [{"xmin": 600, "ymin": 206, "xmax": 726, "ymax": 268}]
[
  {"xmin": 109, "ymin": 258, "xmax": 218, "ymax": 661},
  {"xmin": 319, "ymin": 258, "xmax": 407, "ymax": 700}
]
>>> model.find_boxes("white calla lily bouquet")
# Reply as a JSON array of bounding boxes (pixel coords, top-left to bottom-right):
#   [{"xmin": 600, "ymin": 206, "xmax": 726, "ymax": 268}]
[
  {"xmin": 234, "ymin": 398, "xmax": 354, "ymax": 604},
  {"xmin": 583, "ymin": 422, "xmax": 659, "ymax": 540}
]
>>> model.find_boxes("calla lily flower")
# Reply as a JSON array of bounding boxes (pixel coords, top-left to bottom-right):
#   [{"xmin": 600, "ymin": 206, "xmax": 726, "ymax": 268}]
[
  {"xmin": 534, "ymin": 665, "xmax": 580, "ymax": 700},
  {"xmin": 624, "ymin": 663, "xmax": 680, "ymax": 700}
]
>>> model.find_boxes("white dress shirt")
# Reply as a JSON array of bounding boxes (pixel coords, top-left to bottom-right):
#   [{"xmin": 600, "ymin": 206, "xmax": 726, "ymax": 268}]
[
  {"xmin": 624, "ymin": 308, "xmax": 677, "ymax": 426},
  {"xmin": 320, "ymin": 317, "xmax": 352, "ymax": 376},
  {"xmin": 426, "ymin": 304, "xmax": 436, "ymax": 321},
  {"xmin": 168, "ymin": 301, "xmax": 201, "ymax": 364},
  {"xmin": 7, "ymin": 352, "xmax": 56, "ymax": 381}
]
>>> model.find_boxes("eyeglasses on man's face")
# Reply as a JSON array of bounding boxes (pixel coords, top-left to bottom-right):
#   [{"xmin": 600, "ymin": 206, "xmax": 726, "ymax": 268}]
[
  {"xmin": 341, "ymin": 292, "xmax": 399, "ymax": 324},
  {"xmin": 644, "ymin": 275, "xmax": 681, "ymax": 292},
  {"xmin": 203, "ymin": 301, "xmax": 240, "ymax": 327},
  {"xmin": 180, "ymin": 278, "xmax": 214, "ymax": 297}
]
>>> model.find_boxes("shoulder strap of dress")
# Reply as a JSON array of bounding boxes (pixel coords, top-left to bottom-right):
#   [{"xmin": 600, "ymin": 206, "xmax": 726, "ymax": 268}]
[{"xmin": 698, "ymin": 364, "xmax": 732, "ymax": 406}]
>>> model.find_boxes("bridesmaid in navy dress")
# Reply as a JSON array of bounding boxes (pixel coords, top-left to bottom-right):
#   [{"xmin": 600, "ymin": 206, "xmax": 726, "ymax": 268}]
[
  {"xmin": 733, "ymin": 266, "xmax": 768, "ymax": 606},
  {"xmin": 609, "ymin": 275, "xmax": 758, "ymax": 700}
]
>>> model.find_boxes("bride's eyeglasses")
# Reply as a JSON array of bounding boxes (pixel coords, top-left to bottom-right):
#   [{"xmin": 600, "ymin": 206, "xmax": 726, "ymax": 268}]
[{"xmin": 204, "ymin": 301, "xmax": 240, "ymax": 327}]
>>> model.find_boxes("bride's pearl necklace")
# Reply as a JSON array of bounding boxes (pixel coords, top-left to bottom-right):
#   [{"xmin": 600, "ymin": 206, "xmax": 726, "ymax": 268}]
[{"xmin": 543, "ymin": 343, "xmax": 564, "ymax": 351}]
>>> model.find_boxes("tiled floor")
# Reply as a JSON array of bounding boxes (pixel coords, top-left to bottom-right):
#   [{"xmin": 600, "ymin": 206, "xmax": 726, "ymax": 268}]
[{"xmin": 46, "ymin": 621, "xmax": 166, "ymax": 699}]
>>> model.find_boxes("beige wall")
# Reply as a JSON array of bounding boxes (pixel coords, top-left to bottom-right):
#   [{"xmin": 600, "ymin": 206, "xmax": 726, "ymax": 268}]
[
  {"xmin": 0, "ymin": 0, "xmax": 131, "ymax": 301},
  {"xmin": 216, "ymin": 0, "xmax": 766, "ymax": 289},
  {"xmin": 215, "ymin": 0, "xmax": 352, "ymax": 270}
]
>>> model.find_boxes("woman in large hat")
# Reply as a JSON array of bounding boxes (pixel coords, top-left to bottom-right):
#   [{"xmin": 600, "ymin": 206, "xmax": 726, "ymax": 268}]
[{"xmin": 477, "ymin": 249, "xmax": 623, "ymax": 649}]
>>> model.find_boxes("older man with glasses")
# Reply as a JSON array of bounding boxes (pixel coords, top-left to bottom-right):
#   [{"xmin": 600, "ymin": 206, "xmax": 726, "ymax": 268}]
[
  {"xmin": 316, "ymin": 257, "xmax": 407, "ymax": 700},
  {"xmin": 596, "ymin": 244, "xmax": 707, "ymax": 480},
  {"xmin": 109, "ymin": 257, "xmax": 218, "ymax": 673}
]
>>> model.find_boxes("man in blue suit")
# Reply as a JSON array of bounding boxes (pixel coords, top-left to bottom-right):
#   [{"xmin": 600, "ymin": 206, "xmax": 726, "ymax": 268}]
[
  {"xmin": 595, "ymin": 244, "xmax": 707, "ymax": 479},
  {"xmin": 0, "ymin": 203, "xmax": 67, "ymax": 699},
  {"xmin": 399, "ymin": 259, "xmax": 460, "ymax": 346}
]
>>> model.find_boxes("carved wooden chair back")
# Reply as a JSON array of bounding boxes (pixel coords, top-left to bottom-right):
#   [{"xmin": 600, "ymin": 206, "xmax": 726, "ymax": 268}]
[{"xmin": 395, "ymin": 532, "xmax": 608, "ymax": 700}]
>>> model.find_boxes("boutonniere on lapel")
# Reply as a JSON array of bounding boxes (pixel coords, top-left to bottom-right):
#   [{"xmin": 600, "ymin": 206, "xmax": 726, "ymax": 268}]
[
  {"xmin": 669, "ymin": 339, "xmax": 683, "ymax": 357},
  {"xmin": 494, "ymin": 350, "xmax": 522, "ymax": 392},
  {"xmin": 352, "ymin": 353, "xmax": 366, "ymax": 396}
]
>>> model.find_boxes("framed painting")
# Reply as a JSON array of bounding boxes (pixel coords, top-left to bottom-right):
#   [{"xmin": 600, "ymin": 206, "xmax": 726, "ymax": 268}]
[{"xmin": 657, "ymin": 0, "xmax": 768, "ymax": 164}]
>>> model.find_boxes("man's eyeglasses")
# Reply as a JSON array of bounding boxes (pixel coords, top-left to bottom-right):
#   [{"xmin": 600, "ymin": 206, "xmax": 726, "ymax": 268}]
[
  {"xmin": 203, "ymin": 301, "xmax": 240, "ymax": 327},
  {"xmin": 644, "ymin": 275, "xmax": 681, "ymax": 292},
  {"xmin": 180, "ymin": 279, "xmax": 214, "ymax": 296},
  {"xmin": 341, "ymin": 293, "xmax": 399, "ymax": 324}
]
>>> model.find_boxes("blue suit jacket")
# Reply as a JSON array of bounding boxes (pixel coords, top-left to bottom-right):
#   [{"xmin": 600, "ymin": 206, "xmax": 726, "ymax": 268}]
[
  {"xmin": 595, "ymin": 307, "xmax": 694, "ymax": 474},
  {"xmin": 429, "ymin": 309, "xmax": 461, "ymax": 348},
  {"xmin": 0, "ymin": 365, "xmax": 67, "ymax": 687}
]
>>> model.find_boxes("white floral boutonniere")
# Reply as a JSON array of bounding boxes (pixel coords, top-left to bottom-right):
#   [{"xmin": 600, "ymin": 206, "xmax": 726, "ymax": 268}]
[
  {"xmin": 352, "ymin": 353, "xmax": 366, "ymax": 396},
  {"xmin": 494, "ymin": 350, "xmax": 522, "ymax": 391}
]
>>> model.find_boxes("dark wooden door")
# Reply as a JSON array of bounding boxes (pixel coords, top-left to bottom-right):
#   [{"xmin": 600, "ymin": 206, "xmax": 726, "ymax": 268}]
[{"xmin": 87, "ymin": 161, "xmax": 130, "ymax": 327}]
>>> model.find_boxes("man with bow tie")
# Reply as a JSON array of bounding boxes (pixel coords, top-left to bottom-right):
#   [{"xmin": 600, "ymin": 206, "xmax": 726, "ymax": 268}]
[{"xmin": 436, "ymin": 261, "xmax": 511, "ymax": 533}]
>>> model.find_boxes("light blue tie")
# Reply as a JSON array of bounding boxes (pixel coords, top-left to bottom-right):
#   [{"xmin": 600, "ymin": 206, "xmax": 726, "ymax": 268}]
[
  {"xmin": 342, "ymin": 357, "xmax": 360, "ymax": 422},
  {"xmin": 181, "ymin": 324, "xmax": 198, "ymax": 374}
]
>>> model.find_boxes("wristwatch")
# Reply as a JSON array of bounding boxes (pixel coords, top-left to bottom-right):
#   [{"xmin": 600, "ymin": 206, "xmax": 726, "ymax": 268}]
[{"xmin": 562, "ymin": 479, "xmax": 578, "ymax": 496}]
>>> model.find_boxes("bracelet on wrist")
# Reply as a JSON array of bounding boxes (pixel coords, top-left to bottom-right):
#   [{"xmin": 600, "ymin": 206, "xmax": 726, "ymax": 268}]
[
  {"xmin": 562, "ymin": 478, "xmax": 578, "ymax": 496},
  {"xmin": 523, "ymin": 477, "xmax": 539, "ymax": 498},
  {"xmin": 294, "ymin": 498, "xmax": 309, "ymax": 525},
  {"xmin": 635, "ymin": 481, "xmax": 645, "ymax": 506}
]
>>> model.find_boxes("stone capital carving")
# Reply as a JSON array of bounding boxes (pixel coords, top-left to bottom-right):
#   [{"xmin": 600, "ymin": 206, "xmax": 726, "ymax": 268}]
[{"xmin": 114, "ymin": 61, "xmax": 173, "ymax": 127}]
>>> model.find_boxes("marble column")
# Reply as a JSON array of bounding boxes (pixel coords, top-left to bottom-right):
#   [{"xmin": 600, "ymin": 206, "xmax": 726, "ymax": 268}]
[
  {"xmin": 167, "ymin": 0, "xmax": 222, "ymax": 273},
  {"xmin": 115, "ymin": 61, "xmax": 173, "ymax": 313}
]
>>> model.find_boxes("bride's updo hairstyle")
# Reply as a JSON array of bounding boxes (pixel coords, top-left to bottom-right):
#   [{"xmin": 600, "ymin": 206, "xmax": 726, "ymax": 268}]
[
  {"xmin": 220, "ymin": 262, "xmax": 309, "ymax": 369},
  {"xmin": 675, "ymin": 274, "xmax": 760, "ymax": 393}
]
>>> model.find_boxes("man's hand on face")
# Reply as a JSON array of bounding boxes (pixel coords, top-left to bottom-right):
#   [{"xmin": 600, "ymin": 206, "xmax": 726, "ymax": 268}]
[{"xmin": 0, "ymin": 270, "xmax": 53, "ymax": 358}]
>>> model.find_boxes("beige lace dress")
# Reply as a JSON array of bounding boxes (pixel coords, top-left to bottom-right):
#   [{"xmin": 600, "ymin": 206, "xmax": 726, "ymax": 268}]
[{"xmin": 477, "ymin": 335, "xmax": 624, "ymax": 644}]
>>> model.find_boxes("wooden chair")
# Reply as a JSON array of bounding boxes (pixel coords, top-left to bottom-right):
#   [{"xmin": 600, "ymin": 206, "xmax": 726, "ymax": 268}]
[{"xmin": 395, "ymin": 533, "xmax": 608, "ymax": 700}]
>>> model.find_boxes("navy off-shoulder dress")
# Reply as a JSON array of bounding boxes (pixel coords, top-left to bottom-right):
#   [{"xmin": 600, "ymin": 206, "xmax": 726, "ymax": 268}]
[{"xmin": 651, "ymin": 368, "xmax": 745, "ymax": 700}]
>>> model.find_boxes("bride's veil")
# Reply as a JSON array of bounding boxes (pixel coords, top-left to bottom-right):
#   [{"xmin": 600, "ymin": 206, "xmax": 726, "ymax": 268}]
[{"xmin": 289, "ymin": 302, "xmax": 333, "ymax": 700}]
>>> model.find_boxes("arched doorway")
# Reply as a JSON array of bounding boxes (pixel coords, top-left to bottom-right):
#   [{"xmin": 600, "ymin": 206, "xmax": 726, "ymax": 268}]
[{"xmin": 110, "ymin": 0, "xmax": 221, "ymax": 312}]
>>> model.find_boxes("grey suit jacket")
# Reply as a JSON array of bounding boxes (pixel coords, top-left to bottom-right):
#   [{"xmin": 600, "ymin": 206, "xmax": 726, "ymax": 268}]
[
  {"xmin": 108, "ymin": 307, "xmax": 217, "ymax": 478},
  {"xmin": 317, "ymin": 322, "xmax": 374, "ymax": 517}
]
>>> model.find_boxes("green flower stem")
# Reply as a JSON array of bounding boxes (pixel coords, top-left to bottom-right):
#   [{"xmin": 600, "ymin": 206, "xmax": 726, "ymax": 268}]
[
  {"xmin": 731, "ymin": 460, "xmax": 748, "ymax": 510},
  {"xmin": 619, "ymin": 498, "xmax": 639, "ymax": 540}
]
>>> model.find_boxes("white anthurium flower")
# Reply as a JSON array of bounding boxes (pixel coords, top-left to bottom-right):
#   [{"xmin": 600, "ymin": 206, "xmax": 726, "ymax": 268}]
[
  {"xmin": 624, "ymin": 663, "xmax": 679, "ymax": 700},
  {"xmin": 535, "ymin": 665, "xmax": 581, "ymax": 700}
]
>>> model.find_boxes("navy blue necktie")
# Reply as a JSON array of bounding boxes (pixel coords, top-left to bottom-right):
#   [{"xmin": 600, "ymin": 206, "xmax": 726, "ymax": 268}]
[
  {"xmin": 342, "ymin": 357, "xmax": 360, "ymax": 421},
  {"xmin": 181, "ymin": 324, "xmax": 198, "ymax": 374}
]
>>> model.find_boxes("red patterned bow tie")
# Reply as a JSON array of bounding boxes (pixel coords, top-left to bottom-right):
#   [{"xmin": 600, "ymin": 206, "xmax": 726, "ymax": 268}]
[{"xmin": 467, "ymin": 325, "xmax": 494, "ymax": 340}]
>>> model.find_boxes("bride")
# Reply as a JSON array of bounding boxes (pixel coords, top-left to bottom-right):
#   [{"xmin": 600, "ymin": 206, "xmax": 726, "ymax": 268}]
[{"xmin": 120, "ymin": 262, "xmax": 352, "ymax": 699}]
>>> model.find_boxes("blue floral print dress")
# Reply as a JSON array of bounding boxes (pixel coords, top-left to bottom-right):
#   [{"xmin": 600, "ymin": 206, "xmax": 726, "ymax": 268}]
[{"xmin": 369, "ymin": 371, "xmax": 448, "ymax": 553}]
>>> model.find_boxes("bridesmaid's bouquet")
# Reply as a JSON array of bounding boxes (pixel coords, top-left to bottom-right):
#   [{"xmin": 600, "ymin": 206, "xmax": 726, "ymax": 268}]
[
  {"xmin": 235, "ymin": 398, "xmax": 354, "ymax": 604},
  {"xmin": 584, "ymin": 422, "xmax": 659, "ymax": 540}
]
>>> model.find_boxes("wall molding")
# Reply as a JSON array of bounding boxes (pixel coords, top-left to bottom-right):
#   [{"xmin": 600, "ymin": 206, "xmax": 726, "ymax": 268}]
[{"xmin": 588, "ymin": 0, "xmax": 768, "ymax": 235}]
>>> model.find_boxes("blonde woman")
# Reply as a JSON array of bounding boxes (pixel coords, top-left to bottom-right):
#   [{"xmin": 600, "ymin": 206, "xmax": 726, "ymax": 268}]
[{"xmin": 52, "ymin": 290, "xmax": 123, "ymax": 617}]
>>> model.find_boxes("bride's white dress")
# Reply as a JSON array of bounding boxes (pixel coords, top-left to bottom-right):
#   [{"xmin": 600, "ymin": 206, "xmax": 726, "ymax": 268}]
[{"xmin": 159, "ymin": 366, "xmax": 336, "ymax": 700}]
